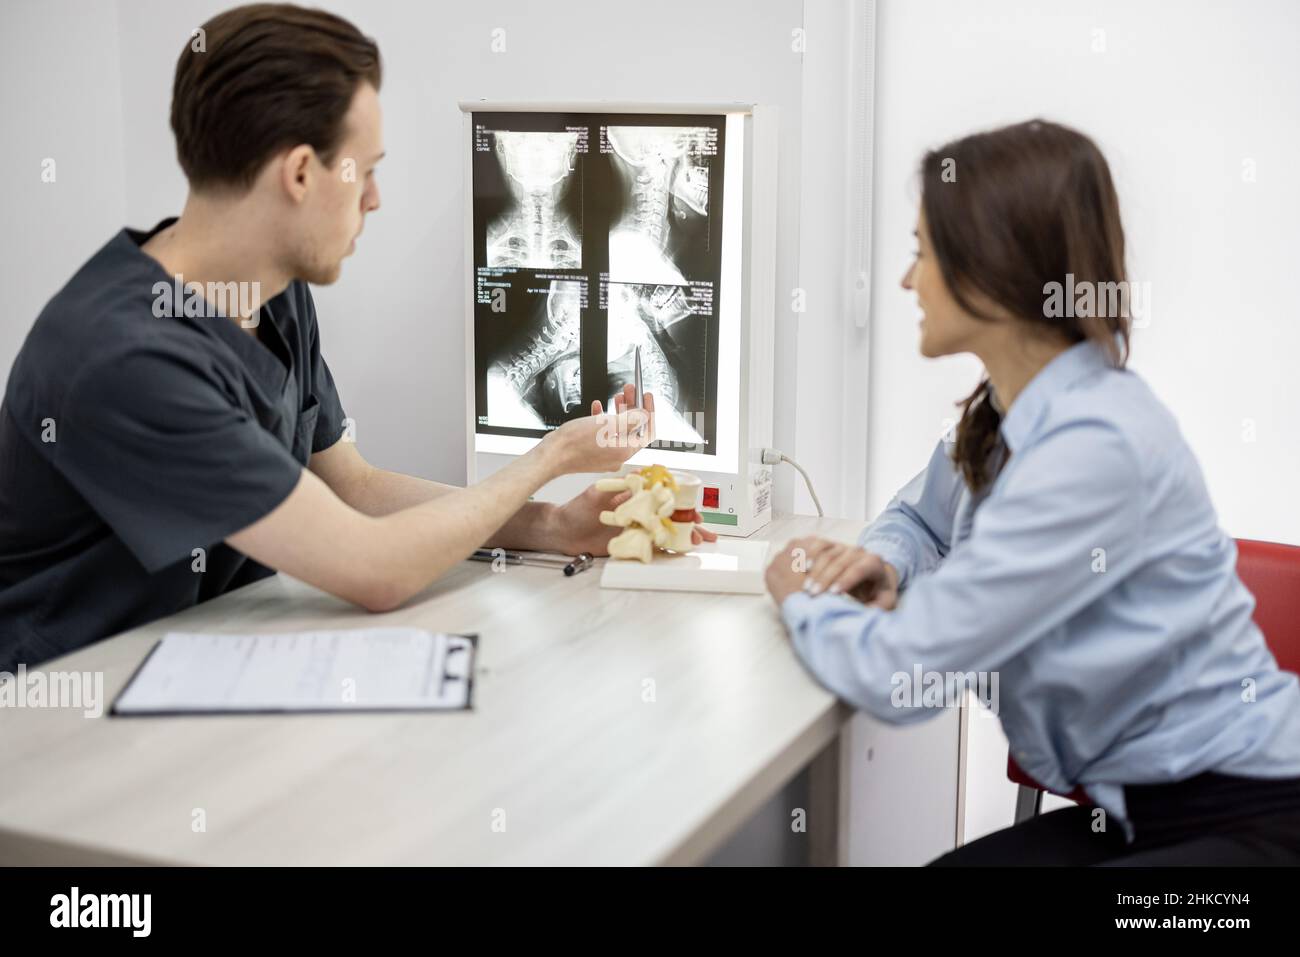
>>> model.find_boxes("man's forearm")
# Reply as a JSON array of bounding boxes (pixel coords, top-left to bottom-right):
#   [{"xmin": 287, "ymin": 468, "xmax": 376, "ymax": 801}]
[
  {"xmin": 345, "ymin": 464, "xmax": 561, "ymax": 552},
  {"xmin": 483, "ymin": 500, "xmax": 562, "ymax": 552},
  {"xmin": 230, "ymin": 443, "xmax": 570, "ymax": 613},
  {"xmin": 364, "ymin": 449, "xmax": 570, "ymax": 605},
  {"xmin": 338, "ymin": 463, "xmax": 457, "ymax": 515}
]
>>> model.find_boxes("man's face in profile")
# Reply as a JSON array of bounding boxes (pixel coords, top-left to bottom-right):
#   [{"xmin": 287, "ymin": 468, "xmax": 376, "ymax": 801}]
[{"xmin": 292, "ymin": 82, "xmax": 384, "ymax": 284}]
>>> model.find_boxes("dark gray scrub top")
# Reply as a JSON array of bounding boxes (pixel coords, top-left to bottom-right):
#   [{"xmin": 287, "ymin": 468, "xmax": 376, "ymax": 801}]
[{"xmin": 0, "ymin": 219, "xmax": 347, "ymax": 670}]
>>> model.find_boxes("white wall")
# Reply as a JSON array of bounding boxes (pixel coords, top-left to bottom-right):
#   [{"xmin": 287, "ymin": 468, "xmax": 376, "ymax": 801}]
[
  {"xmin": 787, "ymin": 0, "xmax": 871, "ymax": 520},
  {"xmin": 867, "ymin": 0, "xmax": 1300, "ymax": 843},
  {"xmin": 868, "ymin": 0, "xmax": 1300, "ymax": 542},
  {"xmin": 1, "ymin": 0, "xmax": 127, "ymax": 377}
]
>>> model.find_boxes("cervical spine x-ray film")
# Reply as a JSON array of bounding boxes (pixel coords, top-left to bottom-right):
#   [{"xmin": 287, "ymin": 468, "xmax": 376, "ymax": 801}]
[{"xmin": 472, "ymin": 112, "xmax": 725, "ymax": 453}]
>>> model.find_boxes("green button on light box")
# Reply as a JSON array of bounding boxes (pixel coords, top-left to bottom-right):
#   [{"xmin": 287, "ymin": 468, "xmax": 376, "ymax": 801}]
[{"xmin": 700, "ymin": 512, "xmax": 738, "ymax": 526}]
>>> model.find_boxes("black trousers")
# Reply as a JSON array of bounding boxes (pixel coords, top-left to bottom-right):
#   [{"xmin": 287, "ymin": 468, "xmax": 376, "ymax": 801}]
[{"xmin": 929, "ymin": 772, "xmax": 1300, "ymax": 866}]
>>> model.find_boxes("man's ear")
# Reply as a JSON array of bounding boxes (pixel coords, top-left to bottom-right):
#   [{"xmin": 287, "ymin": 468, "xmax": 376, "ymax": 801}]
[{"xmin": 280, "ymin": 144, "xmax": 316, "ymax": 204}]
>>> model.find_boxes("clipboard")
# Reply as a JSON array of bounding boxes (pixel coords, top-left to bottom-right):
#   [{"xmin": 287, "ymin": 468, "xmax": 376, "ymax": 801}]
[{"xmin": 110, "ymin": 628, "xmax": 478, "ymax": 716}]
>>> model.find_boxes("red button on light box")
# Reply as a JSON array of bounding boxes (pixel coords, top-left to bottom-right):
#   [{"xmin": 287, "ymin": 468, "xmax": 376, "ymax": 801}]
[{"xmin": 702, "ymin": 486, "xmax": 720, "ymax": 509}]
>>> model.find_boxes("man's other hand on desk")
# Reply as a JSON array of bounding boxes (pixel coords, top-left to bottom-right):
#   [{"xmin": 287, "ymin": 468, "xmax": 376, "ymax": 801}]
[
  {"xmin": 553, "ymin": 484, "xmax": 718, "ymax": 556},
  {"xmin": 549, "ymin": 387, "xmax": 717, "ymax": 556}
]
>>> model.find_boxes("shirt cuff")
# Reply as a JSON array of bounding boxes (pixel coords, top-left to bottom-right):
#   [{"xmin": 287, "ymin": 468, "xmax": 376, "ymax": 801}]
[
  {"xmin": 780, "ymin": 588, "xmax": 865, "ymax": 633},
  {"xmin": 780, "ymin": 589, "xmax": 818, "ymax": 633},
  {"xmin": 857, "ymin": 533, "xmax": 915, "ymax": 590}
]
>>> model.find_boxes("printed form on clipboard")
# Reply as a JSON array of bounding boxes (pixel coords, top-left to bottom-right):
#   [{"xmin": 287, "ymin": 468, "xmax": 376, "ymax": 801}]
[{"xmin": 111, "ymin": 628, "xmax": 476, "ymax": 715}]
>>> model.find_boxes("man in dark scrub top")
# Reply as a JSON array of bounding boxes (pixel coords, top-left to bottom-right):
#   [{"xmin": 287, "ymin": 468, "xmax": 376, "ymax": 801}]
[{"xmin": 0, "ymin": 3, "xmax": 712, "ymax": 671}]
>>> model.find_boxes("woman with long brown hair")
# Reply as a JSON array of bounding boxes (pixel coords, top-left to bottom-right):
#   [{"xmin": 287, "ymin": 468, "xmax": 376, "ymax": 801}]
[{"xmin": 765, "ymin": 119, "xmax": 1300, "ymax": 865}]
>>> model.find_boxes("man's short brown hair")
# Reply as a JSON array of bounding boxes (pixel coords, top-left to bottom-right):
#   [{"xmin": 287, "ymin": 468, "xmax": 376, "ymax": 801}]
[{"xmin": 171, "ymin": 3, "xmax": 382, "ymax": 190}]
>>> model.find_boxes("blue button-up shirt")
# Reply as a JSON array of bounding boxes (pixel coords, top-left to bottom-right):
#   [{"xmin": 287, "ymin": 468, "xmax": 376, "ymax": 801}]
[{"xmin": 782, "ymin": 340, "xmax": 1300, "ymax": 836}]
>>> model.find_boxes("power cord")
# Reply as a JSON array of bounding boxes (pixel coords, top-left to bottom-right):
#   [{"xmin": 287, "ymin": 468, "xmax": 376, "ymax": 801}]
[{"xmin": 761, "ymin": 448, "xmax": 824, "ymax": 517}]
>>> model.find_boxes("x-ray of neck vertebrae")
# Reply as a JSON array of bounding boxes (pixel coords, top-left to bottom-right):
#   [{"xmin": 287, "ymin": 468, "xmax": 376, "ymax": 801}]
[
  {"xmin": 607, "ymin": 282, "xmax": 705, "ymax": 446},
  {"xmin": 487, "ymin": 131, "xmax": 583, "ymax": 269},
  {"xmin": 486, "ymin": 280, "xmax": 583, "ymax": 428},
  {"xmin": 607, "ymin": 126, "xmax": 711, "ymax": 285}
]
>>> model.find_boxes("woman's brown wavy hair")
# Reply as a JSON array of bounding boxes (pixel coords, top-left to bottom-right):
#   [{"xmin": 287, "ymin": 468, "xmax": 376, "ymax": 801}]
[{"xmin": 920, "ymin": 119, "xmax": 1131, "ymax": 492}]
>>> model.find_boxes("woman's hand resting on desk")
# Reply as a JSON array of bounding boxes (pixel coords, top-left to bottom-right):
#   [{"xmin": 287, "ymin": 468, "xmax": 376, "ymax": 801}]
[{"xmin": 765, "ymin": 537, "xmax": 899, "ymax": 608}]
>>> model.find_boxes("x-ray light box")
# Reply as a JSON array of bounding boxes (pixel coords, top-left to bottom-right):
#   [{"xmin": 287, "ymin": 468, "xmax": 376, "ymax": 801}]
[{"xmin": 461, "ymin": 102, "xmax": 777, "ymax": 536}]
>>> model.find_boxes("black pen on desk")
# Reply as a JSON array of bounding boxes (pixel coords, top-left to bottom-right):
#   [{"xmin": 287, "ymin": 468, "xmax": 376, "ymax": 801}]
[
  {"xmin": 469, "ymin": 549, "xmax": 518, "ymax": 566},
  {"xmin": 564, "ymin": 553, "xmax": 595, "ymax": 577},
  {"xmin": 470, "ymin": 549, "xmax": 592, "ymax": 576},
  {"xmin": 470, "ymin": 548, "xmax": 554, "ymax": 567}
]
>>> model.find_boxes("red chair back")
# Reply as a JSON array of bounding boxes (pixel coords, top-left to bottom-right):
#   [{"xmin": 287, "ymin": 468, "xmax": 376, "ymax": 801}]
[
  {"xmin": 1007, "ymin": 536, "xmax": 1300, "ymax": 799},
  {"xmin": 1235, "ymin": 538, "xmax": 1300, "ymax": 675}
]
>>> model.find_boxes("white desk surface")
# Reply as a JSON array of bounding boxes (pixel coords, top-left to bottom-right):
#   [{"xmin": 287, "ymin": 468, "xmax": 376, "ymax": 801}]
[{"xmin": 0, "ymin": 515, "xmax": 858, "ymax": 866}]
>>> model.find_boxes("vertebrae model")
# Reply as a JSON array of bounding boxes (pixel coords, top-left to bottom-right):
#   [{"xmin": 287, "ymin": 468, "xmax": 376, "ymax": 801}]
[
  {"xmin": 487, "ymin": 131, "xmax": 583, "ymax": 269},
  {"xmin": 596, "ymin": 466, "xmax": 697, "ymax": 563}
]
